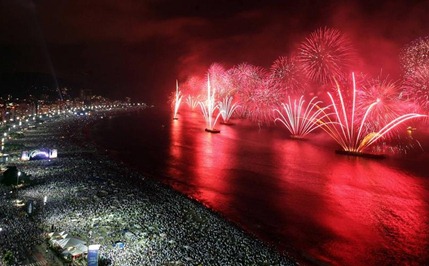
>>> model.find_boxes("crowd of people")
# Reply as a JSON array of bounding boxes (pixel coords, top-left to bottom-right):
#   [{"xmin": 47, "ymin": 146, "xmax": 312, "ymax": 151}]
[{"xmin": 0, "ymin": 109, "xmax": 296, "ymax": 265}]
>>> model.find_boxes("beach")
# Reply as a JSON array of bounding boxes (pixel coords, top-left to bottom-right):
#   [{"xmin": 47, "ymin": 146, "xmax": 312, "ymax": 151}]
[{"xmin": 0, "ymin": 108, "xmax": 296, "ymax": 266}]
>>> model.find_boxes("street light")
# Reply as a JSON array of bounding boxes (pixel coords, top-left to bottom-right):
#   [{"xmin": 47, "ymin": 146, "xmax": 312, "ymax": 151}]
[
  {"xmin": 17, "ymin": 171, "xmax": 21, "ymax": 186},
  {"xmin": 15, "ymin": 171, "xmax": 22, "ymax": 199}
]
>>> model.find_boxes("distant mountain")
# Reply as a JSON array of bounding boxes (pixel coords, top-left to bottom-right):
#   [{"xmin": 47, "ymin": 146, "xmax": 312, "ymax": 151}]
[{"xmin": 0, "ymin": 72, "xmax": 80, "ymax": 100}]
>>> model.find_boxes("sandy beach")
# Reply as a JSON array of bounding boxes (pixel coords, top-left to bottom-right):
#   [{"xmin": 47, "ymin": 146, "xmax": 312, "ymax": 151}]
[{"xmin": 0, "ymin": 108, "xmax": 296, "ymax": 266}]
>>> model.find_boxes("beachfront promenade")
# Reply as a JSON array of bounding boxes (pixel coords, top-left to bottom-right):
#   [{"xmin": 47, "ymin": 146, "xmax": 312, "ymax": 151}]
[{"xmin": 0, "ymin": 107, "xmax": 296, "ymax": 265}]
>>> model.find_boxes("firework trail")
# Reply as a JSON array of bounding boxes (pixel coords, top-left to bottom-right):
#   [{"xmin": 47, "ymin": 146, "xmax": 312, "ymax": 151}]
[
  {"xmin": 274, "ymin": 96, "xmax": 331, "ymax": 139},
  {"xmin": 198, "ymin": 74, "xmax": 222, "ymax": 132},
  {"xmin": 298, "ymin": 27, "xmax": 355, "ymax": 85},
  {"xmin": 219, "ymin": 96, "xmax": 240, "ymax": 124},
  {"xmin": 319, "ymin": 73, "xmax": 426, "ymax": 154},
  {"xmin": 173, "ymin": 80, "xmax": 183, "ymax": 120}
]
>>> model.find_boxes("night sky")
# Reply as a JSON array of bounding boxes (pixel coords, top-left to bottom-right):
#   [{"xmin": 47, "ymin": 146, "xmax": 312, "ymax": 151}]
[{"xmin": 1, "ymin": 0, "xmax": 428, "ymax": 104}]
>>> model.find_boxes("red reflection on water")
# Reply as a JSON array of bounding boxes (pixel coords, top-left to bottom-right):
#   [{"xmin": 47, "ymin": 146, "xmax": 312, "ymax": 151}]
[
  {"xmin": 193, "ymin": 123, "xmax": 241, "ymax": 209},
  {"xmin": 168, "ymin": 111, "xmax": 234, "ymax": 208},
  {"xmin": 193, "ymin": 132, "xmax": 227, "ymax": 205},
  {"xmin": 168, "ymin": 110, "xmax": 429, "ymax": 265},
  {"xmin": 170, "ymin": 118, "xmax": 183, "ymax": 163},
  {"xmin": 321, "ymin": 161, "xmax": 429, "ymax": 265},
  {"xmin": 168, "ymin": 111, "xmax": 200, "ymax": 179},
  {"xmin": 272, "ymin": 137, "xmax": 429, "ymax": 265}
]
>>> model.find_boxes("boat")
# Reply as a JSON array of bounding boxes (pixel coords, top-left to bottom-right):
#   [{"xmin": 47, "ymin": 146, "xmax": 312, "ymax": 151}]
[{"xmin": 335, "ymin": 150, "xmax": 386, "ymax": 159}]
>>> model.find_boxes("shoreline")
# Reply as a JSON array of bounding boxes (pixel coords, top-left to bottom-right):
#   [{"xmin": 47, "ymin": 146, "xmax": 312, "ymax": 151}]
[{"xmin": 0, "ymin": 109, "xmax": 296, "ymax": 265}]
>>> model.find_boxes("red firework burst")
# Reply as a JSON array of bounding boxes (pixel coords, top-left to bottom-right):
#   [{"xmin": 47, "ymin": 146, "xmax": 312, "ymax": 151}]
[
  {"xmin": 207, "ymin": 63, "xmax": 234, "ymax": 98},
  {"xmin": 400, "ymin": 36, "xmax": 429, "ymax": 76},
  {"xmin": 358, "ymin": 76, "xmax": 408, "ymax": 138},
  {"xmin": 230, "ymin": 63, "xmax": 278, "ymax": 125},
  {"xmin": 270, "ymin": 55, "xmax": 309, "ymax": 96},
  {"xmin": 298, "ymin": 27, "xmax": 355, "ymax": 85},
  {"xmin": 402, "ymin": 65, "xmax": 429, "ymax": 113}
]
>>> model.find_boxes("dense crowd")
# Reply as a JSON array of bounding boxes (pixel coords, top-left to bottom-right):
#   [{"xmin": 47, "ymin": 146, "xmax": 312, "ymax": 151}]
[{"xmin": 0, "ymin": 110, "xmax": 296, "ymax": 265}]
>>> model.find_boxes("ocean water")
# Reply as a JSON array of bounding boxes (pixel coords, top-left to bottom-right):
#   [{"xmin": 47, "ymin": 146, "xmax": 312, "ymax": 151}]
[{"xmin": 92, "ymin": 107, "xmax": 429, "ymax": 265}]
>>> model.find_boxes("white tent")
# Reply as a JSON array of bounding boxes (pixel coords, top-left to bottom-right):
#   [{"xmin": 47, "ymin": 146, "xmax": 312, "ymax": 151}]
[
  {"xmin": 56, "ymin": 237, "xmax": 86, "ymax": 249},
  {"xmin": 48, "ymin": 232, "xmax": 88, "ymax": 258}
]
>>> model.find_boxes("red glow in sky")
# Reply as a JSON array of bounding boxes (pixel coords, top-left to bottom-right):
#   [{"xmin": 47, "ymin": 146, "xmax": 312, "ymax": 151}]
[{"xmin": 1, "ymin": 0, "xmax": 429, "ymax": 103}]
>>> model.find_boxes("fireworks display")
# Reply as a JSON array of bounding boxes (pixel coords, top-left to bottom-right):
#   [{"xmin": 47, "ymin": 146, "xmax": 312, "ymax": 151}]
[
  {"xmin": 172, "ymin": 27, "xmax": 428, "ymax": 155},
  {"xmin": 298, "ymin": 27, "xmax": 355, "ymax": 85}
]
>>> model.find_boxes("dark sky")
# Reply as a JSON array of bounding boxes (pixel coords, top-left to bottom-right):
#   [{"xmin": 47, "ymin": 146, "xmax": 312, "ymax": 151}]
[{"xmin": 0, "ymin": 0, "xmax": 428, "ymax": 103}]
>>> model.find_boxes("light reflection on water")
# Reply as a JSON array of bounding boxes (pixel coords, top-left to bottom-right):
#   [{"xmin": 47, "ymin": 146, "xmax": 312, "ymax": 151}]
[{"xmin": 95, "ymin": 108, "xmax": 429, "ymax": 265}]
